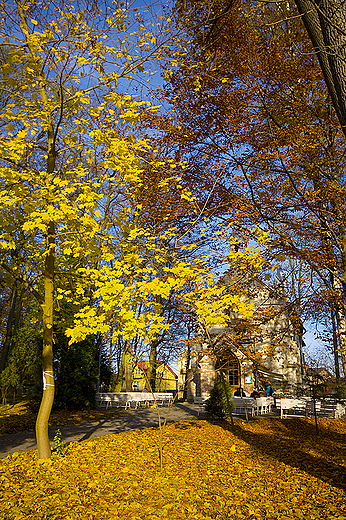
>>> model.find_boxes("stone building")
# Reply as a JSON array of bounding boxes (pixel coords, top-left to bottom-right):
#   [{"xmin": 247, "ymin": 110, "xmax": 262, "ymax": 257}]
[{"xmin": 178, "ymin": 269, "xmax": 306, "ymax": 399}]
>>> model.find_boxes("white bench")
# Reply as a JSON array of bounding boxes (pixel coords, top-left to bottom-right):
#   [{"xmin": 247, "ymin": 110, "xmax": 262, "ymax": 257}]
[
  {"xmin": 194, "ymin": 396, "xmax": 208, "ymax": 416},
  {"xmin": 255, "ymin": 397, "xmax": 274, "ymax": 415},
  {"xmin": 152, "ymin": 393, "xmax": 174, "ymax": 406},
  {"xmin": 233, "ymin": 397, "xmax": 257, "ymax": 417},
  {"xmin": 277, "ymin": 398, "xmax": 307, "ymax": 418},
  {"xmin": 275, "ymin": 397, "xmax": 346, "ymax": 419},
  {"xmin": 96, "ymin": 392, "xmax": 173, "ymax": 410},
  {"xmin": 96, "ymin": 393, "xmax": 133, "ymax": 410},
  {"xmin": 306, "ymin": 399, "xmax": 345, "ymax": 419}
]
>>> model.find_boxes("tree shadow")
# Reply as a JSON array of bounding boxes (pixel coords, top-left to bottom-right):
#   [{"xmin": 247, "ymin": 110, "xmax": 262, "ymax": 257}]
[
  {"xmin": 72, "ymin": 419, "xmax": 111, "ymax": 441},
  {"xmin": 0, "ymin": 403, "xmax": 201, "ymax": 457},
  {"xmin": 171, "ymin": 421, "xmax": 204, "ymax": 430},
  {"xmin": 213, "ymin": 417, "xmax": 346, "ymax": 492},
  {"xmin": 173, "ymin": 402, "xmax": 199, "ymax": 417}
]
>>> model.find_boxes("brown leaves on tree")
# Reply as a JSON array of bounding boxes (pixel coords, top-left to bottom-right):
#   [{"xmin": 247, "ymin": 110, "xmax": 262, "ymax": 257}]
[{"xmin": 149, "ymin": 2, "xmax": 346, "ymax": 371}]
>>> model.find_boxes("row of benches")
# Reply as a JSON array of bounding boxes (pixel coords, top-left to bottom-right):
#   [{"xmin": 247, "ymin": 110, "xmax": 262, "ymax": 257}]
[
  {"xmin": 194, "ymin": 396, "xmax": 274, "ymax": 417},
  {"xmin": 194, "ymin": 396, "xmax": 346, "ymax": 419},
  {"xmin": 96, "ymin": 392, "xmax": 174, "ymax": 410},
  {"xmin": 97, "ymin": 393, "xmax": 345, "ymax": 419},
  {"xmin": 278, "ymin": 398, "xmax": 345, "ymax": 419}
]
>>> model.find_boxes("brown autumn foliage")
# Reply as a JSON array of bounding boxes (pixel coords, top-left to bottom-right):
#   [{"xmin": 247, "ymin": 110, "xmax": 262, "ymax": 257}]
[{"xmin": 143, "ymin": 2, "xmax": 346, "ymax": 369}]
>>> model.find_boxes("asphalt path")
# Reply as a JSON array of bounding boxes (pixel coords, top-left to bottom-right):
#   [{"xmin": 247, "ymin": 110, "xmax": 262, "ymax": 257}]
[{"xmin": 0, "ymin": 402, "xmax": 202, "ymax": 459}]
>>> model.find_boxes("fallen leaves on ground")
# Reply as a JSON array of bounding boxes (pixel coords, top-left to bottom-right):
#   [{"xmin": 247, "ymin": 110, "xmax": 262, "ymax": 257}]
[
  {"xmin": 0, "ymin": 417, "xmax": 345, "ymax": 519},
  {"xmin": 0, "ymin": 401, "xmax": 122, "ymax": 436}
]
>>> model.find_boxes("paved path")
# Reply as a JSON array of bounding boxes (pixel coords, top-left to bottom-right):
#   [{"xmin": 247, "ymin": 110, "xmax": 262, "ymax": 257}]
[{"xmin": 0, "ymin": 403, "xmax": 201, "ymax": 459}]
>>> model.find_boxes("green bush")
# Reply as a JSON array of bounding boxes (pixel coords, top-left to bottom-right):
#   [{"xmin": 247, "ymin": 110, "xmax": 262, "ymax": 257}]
[
  {"xmin": 53, "ymin": 333, "xmax": 98, "ymax": 410},
  {"xmin": 205, "ymin": 375, "xmax": 234, "ymax": 419}
]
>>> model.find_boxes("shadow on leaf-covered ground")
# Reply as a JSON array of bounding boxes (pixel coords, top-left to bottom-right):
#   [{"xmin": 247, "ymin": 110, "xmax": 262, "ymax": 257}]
[
  {"xmin": 0, "ymin": 402, "xmax": 201, "ymax": 458},
  {"xmin": 212, "ymin": 416, "xmax": 346, "ymax": 492}
]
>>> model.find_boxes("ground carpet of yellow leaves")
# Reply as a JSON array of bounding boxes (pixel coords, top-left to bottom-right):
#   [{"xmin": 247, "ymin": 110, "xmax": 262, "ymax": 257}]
[{"xmin": 0, "ymin": 417, "xmax": 345, "ymax": 520}]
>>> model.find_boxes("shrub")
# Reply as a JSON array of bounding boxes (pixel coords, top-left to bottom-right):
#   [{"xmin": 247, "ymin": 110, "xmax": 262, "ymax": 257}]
[{"xmin": 205, "ymin": 374, "xmax": 234, "ymax": 419}]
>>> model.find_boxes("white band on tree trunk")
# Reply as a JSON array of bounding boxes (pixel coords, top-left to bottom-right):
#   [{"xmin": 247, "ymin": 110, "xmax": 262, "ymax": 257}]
[{"xmin": 42, "ymin": 371, "xmax": 54, "ymax": 390}]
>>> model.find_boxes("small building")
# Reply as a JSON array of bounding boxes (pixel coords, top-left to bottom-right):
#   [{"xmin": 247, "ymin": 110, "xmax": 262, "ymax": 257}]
[
  {"xmin": 133, "ymin": 360, "xmax": 178, "ymax": 393},
  {"xmin": 178, "ymin": 269, "xmax": 306, "ymax": 399}
]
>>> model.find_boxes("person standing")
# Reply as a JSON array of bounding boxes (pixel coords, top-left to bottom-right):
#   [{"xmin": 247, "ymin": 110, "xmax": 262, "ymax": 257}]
[{"xmin": 266, "ymin": 384, "xmax": 273, "ymax": 397}]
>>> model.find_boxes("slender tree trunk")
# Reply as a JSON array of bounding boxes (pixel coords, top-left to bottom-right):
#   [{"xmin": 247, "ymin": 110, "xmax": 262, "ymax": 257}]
[
  {"xmin": 183, "ymin": 336, "xmax": 191, "ymax": 402},
  {"xmin": 315, "ymin": 173, "xmax": 346, "ymax": 376},
  {"xmin": 0, "ymin": 285, "xmax": 17, "ymax": 374},
  {"xmin": 146, "ymin": 340, "xmax": 158, "ymax": 392},
  {"xmin": 36, "ymin": 221, "xmax": 55, "ymax": 459},
  {"xmin": 115, "ymin": 342, "xmax": 127, "ymax": 391},
  {"xmin": 115, "ymin": 341, "xmax": 133, "ymax": 391},
  {"xmin": 333, "ymin": 305, "xmax": 346, "ymax": 375},
  {"xmin": 124, "ymin": 349, "xmax": 133, "ymax": 392},
  {"xmin": 108, "ymin": 330, "xmax": 113, "ymax": 370},
  {"xmin": 18, "ymin": 0, "xmax": 57, "ymax": 460},
  {"xmin": 331, "ymin": 273, "xmax": 346, "ymax": 375},
  {"xmin": 331, "ymin": 308, "xmax": 341, "ymax": 382}
]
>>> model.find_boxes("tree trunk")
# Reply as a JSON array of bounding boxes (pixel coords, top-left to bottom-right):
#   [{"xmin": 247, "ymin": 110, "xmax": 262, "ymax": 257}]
[
  {"xmin": 146, "ymin": 340, "xmax": 158, "ymax": 392},
  {"xmin": 35, "ymin": 222, "xmax": 55, "ymax": 459},
  {"xmin": 314, "ymin": 173, "xmax": 346, "ymax": 375},
  {"xmin": 331, "ymin": 273, "xmax": 346, "ymax": 375},
  {"xmin": 295, "ymin": 0, "xmax": 346, "ymax": 137},
  {"xmin": 18, "ymin": 0, "xmax": 57, "ymax": 460},
  {"xmin": 183, "ymin": 341, "xmax": 191, "ymax": 402},
  {"xmin": 124, "ymin": 350, "xmax": 133, "ymax": 392},
  {"xmin": 115, "ymin": 342, "xmax": 127, "ymax": 391},
  {"xmin": 108, "ymin": 331, "xmax": 113, "ymax": 370},
  {"xmin": 331, "ymin": 308, "xmax": 341, "ymax": 381},
  {"xmin": 333, "ymin": 305, "xmax": 346, "ymax": 375},
  {"xmin": 115, "ymin": 341, "xmax": 133, "ymax": 391}
]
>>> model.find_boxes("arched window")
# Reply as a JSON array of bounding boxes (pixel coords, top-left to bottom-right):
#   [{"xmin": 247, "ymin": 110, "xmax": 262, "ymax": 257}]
[{"xmin": 216, "ymin": 354, "xmax": 240, "ymax": 386}]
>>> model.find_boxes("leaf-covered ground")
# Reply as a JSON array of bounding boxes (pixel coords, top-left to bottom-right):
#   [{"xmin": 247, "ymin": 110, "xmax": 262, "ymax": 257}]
[
  {"xmin": 0, "ymin": 417, "xmax": 345, "ymax": 520},
  {"xmin": 0, "ymin": 401, "xmax": 122, "ymax": 436}
]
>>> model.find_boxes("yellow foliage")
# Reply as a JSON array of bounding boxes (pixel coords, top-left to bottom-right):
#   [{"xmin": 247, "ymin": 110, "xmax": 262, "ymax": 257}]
[{"xmin": 0, "ymin": 0, "xmax": 265, "ymax": 362}]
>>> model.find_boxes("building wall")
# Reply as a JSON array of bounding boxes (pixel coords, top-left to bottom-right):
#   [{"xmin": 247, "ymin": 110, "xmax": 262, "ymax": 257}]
[
  {"xmin": 178, "ymin": 347, "xmax": 255, "ymax": 399},
  {"xmin": 133, "ymin": 362, "xmax": 177, "ymax": 392}
]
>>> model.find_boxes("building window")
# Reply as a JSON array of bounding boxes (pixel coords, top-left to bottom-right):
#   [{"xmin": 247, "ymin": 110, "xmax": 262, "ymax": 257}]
[{"xmin": 216, "ymin": 355, "xmax": 240, "ymax": 386}]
